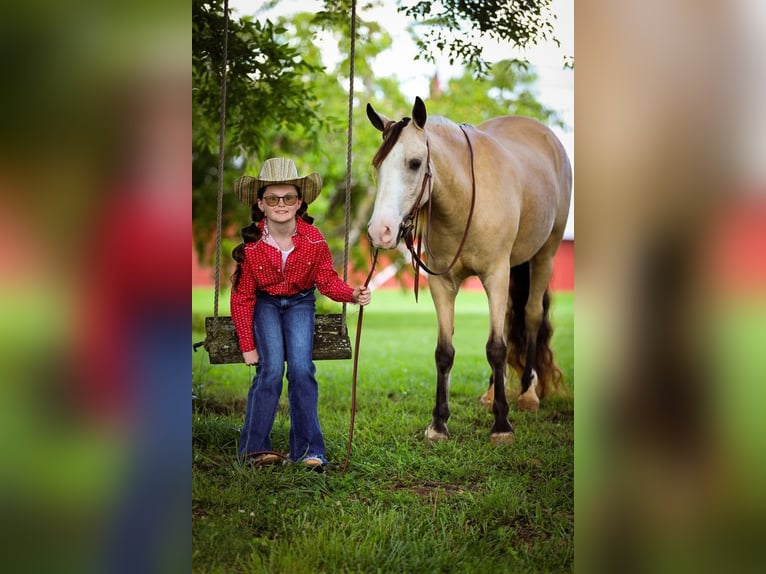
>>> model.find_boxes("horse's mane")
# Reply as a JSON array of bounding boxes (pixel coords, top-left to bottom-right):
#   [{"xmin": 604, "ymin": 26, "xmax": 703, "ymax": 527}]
[
  {"xmin": 372, "ymin": 115, "xmax": 460, "ymax": 169},
  {"xmin": 372, "ymin": 117, "xmax": 410, "ymax": 169}
]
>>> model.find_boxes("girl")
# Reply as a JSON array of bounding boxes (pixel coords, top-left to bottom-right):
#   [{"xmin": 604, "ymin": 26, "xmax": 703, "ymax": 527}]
[{"xmin": 230, "ymin": 158, "xmax": 371, "ymax": 469}]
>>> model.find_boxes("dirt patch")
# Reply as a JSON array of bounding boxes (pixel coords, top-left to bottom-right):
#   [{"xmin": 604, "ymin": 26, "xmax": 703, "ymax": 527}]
[
  {"xmin": 546, "ymin": 408, "xmax": 574, "ymax": 424},
  {"xmin": 390, "ymin": 479, "xmax": 484, "ymax": 497}
]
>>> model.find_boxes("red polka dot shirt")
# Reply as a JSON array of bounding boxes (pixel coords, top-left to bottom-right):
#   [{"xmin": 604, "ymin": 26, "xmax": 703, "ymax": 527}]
[{"xmin": 230, "ymin": 218, "xmax": 355, "ymax": 353}]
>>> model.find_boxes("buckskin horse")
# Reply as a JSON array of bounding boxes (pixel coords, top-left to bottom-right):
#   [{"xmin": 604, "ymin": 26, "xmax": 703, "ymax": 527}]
[{"xmin": 366, "ymin": 97, "xmax": 572, "ymax": 444}]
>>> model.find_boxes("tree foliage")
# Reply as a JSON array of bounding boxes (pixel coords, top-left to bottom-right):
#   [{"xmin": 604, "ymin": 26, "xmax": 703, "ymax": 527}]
[
  {"xmin": 400, "ymin": 0, "xmax": 560, "ymax": 75},
  {"xmin": 429, "ymin": 59, "xmax": 564, "ymax": 127},
  {"xmin": 192, "ymin": 0, "xmax": 567, "ymax": 286},
  {"xmin": 192, "ymin": 0, "xmax": 324, "ymax": 156}
]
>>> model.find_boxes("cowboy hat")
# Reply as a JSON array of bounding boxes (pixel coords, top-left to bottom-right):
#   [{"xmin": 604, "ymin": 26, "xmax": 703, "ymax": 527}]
[{"xmin": 234, "ymin": 157, "xmax": 322, "ymax": 205}]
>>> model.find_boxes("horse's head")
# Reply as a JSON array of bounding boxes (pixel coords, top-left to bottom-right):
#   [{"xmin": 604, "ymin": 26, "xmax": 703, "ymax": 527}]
[{"xmin": 366, "ymin": 96, "xmax": 430, "ymax": 249}]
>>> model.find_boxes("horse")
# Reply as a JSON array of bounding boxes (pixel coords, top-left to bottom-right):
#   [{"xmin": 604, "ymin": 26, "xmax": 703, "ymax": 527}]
[{"xmin": 366, "ymin": 96, "xmax": 572, "ymax": 444}]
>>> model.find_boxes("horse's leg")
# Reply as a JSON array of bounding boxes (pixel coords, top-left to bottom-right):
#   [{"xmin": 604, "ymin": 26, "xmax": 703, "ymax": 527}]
[
  {"xmin": 480, "ymin": 296, "xmax": 514, "ymax": 410},
  {"xmin": 424, "ymin": 277, "xmax": 457, "ymax": 441},
  {"xmin": 517, "ymin": 254, "xmax": 555, "ymax": 411},
  {"xmin": 482, "ymin": 270, "xmax": 515, "ymax": 445}
]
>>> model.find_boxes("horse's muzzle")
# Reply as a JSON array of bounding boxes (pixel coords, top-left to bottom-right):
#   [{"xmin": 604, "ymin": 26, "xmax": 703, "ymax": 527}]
[{"xmin": 367, "ymin": 221, "xmax": 399, "ymax": 249}]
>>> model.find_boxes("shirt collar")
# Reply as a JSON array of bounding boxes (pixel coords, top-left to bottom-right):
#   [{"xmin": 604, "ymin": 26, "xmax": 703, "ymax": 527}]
[
  {"xmin": 263, "ymin": 220, "xmax": 300, "ymax": 239},
  {"xmin": 261, "ymin": 219, "xmax": 306, "ymax": 250}
]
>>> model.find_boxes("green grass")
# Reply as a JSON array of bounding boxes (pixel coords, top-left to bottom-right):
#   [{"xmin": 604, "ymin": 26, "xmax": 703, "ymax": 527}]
[{"xmin": 193, "ymin": 287, "xmax": 574, "ymax": 573}]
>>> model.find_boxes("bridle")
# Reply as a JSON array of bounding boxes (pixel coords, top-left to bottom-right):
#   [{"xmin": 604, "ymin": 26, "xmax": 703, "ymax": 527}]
[
  {"xmin": 396, "ymin": 139, "xmax": 432, "ymax": 247},
  {"xmin": 398, "ymin": 123, "xmax": 477, "ymax": 299}
]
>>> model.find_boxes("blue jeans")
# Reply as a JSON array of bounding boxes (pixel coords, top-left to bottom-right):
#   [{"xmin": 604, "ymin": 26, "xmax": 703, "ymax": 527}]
[{"xmin": 238, "ymin": 288, "xmax": 328, "ymax": 464}]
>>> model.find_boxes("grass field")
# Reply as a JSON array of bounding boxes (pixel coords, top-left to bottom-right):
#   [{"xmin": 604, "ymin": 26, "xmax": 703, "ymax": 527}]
[{"xmin": 193, "ymin": 287, "xmax": 574, "ymax": 573}]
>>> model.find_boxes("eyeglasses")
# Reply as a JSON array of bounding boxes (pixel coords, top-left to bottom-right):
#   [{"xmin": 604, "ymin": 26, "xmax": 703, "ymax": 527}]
[{"xmin": 262, "ymin": 194, "xmax": 299, "ymax": 207}]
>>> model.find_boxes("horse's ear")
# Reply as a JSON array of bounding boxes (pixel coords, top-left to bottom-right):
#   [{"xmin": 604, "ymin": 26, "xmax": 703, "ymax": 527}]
[
  {"xmin": 412, "ymin": 96, "xmax": 427, "ymax": 129},
  {"xmin": 366, "ymin": 103, "xmax": 389, "ymax": 132}
]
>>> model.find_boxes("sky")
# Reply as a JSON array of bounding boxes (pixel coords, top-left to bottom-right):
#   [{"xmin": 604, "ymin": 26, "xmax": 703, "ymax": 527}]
[{"xmin": 229, "ymin": 0, "xmax": 575, "ymax": 237}]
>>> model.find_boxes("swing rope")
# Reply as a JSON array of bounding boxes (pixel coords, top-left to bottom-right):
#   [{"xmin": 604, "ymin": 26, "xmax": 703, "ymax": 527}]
[
  {"xmin": 341, "ymin": 0, "xmax": 356, "ymax": 307},
  {"xmin": 212, "ymin": 0, "xmax": 230, "ymax": 327},
  {"xmin": 339, "ymin": 0, "xmax": 358, "ymax": 473}
]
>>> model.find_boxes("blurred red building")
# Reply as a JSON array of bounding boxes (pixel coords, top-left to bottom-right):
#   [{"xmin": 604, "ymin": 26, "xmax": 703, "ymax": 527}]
[{"xmin": 193, "ymin": 238, "xmax": 575, "ymax": 292}]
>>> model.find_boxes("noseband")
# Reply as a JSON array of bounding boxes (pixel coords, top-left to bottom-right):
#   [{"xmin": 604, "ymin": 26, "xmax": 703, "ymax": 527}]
[{"xmin": 399, "ymin": 123, "xmax": 477, "ymax": 299}]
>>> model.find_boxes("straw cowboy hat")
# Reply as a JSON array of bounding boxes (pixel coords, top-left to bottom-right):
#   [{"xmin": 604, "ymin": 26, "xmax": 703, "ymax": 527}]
[{"xmin": 234, "ymin": 158, "xmax": 322, "ymax": 205}]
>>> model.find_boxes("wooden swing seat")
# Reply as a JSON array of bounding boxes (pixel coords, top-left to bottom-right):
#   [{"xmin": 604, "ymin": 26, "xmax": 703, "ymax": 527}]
[{"xmin": 197, "ymin": 314, "xmax": 352, "ymax": 364}]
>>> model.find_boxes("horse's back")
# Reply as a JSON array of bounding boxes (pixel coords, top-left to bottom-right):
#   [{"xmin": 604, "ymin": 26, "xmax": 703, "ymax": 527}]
[
  {"xmin": 478, "ymin": 115, "xmax": 570, "ymax": 198},
  {"xmin": 478, "ymin": 116, "xmax": 567, "ymax": 170},
  {"xmin": 475, "ymin": 115, "xmax": 572, "ymax": 259}
]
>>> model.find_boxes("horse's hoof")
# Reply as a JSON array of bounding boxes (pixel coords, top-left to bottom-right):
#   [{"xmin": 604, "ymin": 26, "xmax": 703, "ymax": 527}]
[
  {"xmin": 490, "ymin": 432, "xmax": 515, "ymax": 446},
  {"xmin": 517, "ymin": 373, "xmax": 540, "ymax": 411},
  {"xmin": 424, "ymin": 425, "xmax": 449, "ymax": 442},
  {"xmin": 517, "ymin": 393, "xmax": 540, "ymax": 411}
]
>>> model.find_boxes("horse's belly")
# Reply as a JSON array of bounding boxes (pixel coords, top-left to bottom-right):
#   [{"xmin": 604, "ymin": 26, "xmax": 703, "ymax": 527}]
[
  {"xmin": 508, "ymin": 224, "xmax": 554, "ymax": 266},
  {"xmin": 509, "ymin": 247, "xmax": 537, "ymax": 268}
]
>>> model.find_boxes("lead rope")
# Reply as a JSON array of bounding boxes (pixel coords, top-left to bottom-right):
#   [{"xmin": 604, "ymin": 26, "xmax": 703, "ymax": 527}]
[{"xmin": 340, "ymin": 247, "xmax": 378, "ymax": 474}]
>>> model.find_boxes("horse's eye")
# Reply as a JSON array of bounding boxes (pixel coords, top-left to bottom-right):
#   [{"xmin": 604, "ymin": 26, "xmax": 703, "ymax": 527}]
[{"xmin": 408, "ymin": 158, "xmax": 422, "ymax": 170}]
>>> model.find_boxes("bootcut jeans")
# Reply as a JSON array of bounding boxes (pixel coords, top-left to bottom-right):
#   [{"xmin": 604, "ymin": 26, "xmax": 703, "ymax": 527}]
[{"xmin": 238, "ymin": 288, "xmax": 328, "ymax": 464}]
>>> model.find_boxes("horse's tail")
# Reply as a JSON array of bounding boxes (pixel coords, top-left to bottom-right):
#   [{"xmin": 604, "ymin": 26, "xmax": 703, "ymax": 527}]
[{"xmin": 506, "ymin": 262, "xmax": 565, "ymax": 399}]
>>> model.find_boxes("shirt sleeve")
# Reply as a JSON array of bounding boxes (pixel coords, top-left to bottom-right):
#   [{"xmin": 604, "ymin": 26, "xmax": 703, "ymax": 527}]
[
  {"xmin": 230, "ymin": 253, "xmax": 257, "ymax": 353},
  {"xmin": 313, "ymin": 239, "xmax": 356, "ymax": 303}
]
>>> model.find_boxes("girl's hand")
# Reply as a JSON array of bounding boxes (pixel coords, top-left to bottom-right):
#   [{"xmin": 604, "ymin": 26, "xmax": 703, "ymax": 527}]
[
  {"xmin": 353, "ymin": 286, "xmax": 371, "ymax": 306},
  {"xmin": 243, "ymin": 349, "xmax": 259, "ymax": 366}
]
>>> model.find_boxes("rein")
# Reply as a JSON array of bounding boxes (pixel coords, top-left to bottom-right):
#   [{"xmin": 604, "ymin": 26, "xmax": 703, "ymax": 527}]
[
  {"xmin": 340, "ymin": 247, "xmax": 379, "ymax": 474},
  {"xmin": 400, "ymin": 123, "xmax": 477, "ymax": 300}
]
